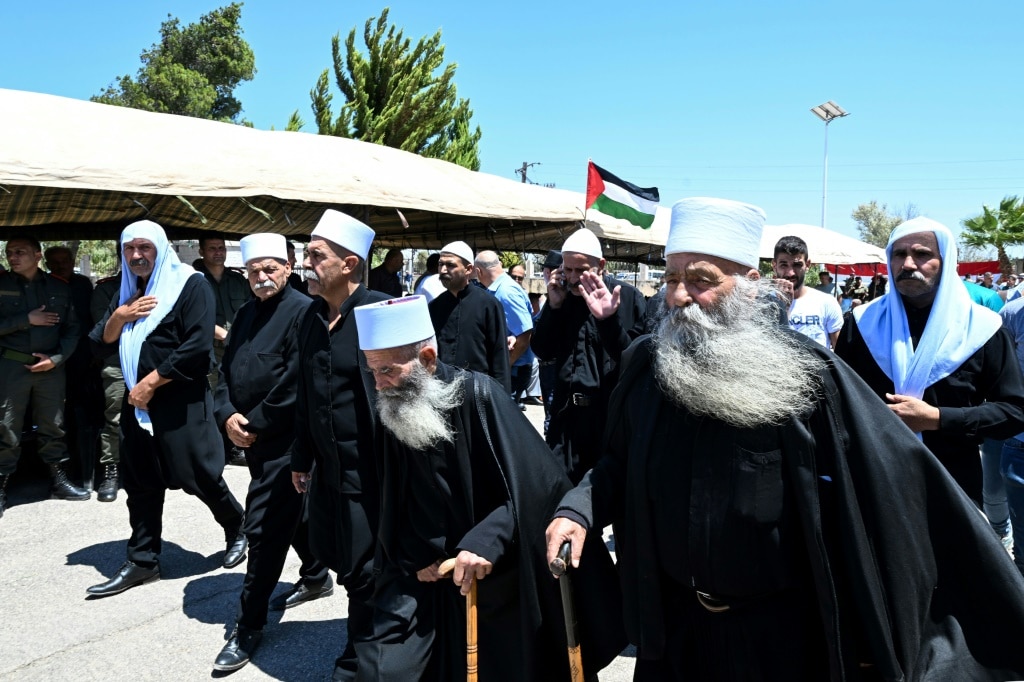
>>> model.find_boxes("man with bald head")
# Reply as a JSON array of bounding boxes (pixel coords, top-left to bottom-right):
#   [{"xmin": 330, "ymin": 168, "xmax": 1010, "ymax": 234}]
[
  {"xmin": 531, "ymin": 228, "xmax": 646, "ymax": 482},
  {"xmin": 835, "ymin": 218, "xmax": 1024, "ymax": 506},
  {"xmin": 473, "ymin": 250, "xmax": 534, "ymax": 405},
  {"xmin": 546, "ymin": 198, "xmax": 1024, "ymax": 680}
]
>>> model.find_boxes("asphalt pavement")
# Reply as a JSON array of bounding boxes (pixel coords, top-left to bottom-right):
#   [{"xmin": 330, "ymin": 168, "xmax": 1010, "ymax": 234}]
[{"xmin": 0, "ymin": 403, "xmax": 636, "ymax": 681}]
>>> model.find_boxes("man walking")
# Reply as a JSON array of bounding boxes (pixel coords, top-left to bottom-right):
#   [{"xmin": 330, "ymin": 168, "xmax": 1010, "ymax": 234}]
[{"xmin": 86, "ymin": 220, "xmax": 245, "ymax": 597}]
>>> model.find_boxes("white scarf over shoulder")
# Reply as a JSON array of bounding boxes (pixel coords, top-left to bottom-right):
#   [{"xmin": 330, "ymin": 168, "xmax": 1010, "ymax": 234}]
[
  {"xmin": 853, "ymin": 217, "xmax": 1001, "ymax": 402},
  {"xmin": 118, "ymin": 220, "xmax": 200, "ymax": 434}
]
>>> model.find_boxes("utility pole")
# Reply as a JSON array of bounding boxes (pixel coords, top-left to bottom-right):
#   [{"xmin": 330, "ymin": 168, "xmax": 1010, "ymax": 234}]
[{"xmin": 515, "ymin": 161, "xmax": 541, "ymax": 183}]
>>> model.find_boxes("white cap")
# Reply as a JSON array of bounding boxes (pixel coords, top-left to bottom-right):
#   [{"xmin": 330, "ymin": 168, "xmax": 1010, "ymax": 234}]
[
  {"xmin": 561, "ymin": 228, "xmax": 602, "ymax": 259},
  {"xmin": 240, "ymin": 233, "xmax": 287, "ymax": 264},
  {"xmin": 440, "ymin": 241, "xmax": 474, "ymax": 266},
  {"xmin": 311, "ymin": 209, "xmax": 375, "ymax": 261},
  {"xmin": 666, "ymin": 197, "xmax": 766, "ymax": 270},
  {"xmin": 355, "ymin": 295, "xmax": 435, "ymax": 351}
]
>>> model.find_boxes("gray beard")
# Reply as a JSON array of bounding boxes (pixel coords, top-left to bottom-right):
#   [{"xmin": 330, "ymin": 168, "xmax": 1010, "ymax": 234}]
[
  {"xmin": 652, "ymin": 277, "xmax": 825, "ymax": 429},
  {"xmin": 376, "ymin": 364, "xmax": 464, "ymax": 451}
]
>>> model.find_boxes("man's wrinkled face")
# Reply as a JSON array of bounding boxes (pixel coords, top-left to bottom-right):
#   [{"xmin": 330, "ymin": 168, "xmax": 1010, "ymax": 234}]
[
  {"xmin": 246, "ymin": 257, "xmax": 291, "ymax": 301},
  {"xmin": 45, "ymin": 250, "xmax": 75, "ymax": 279},
  {"xmin": 561, "ymin": 252, "xmax": 604, "ymax": 296},
  {"xmin": 772, "ymin": 252, "xmax": 808, "ymax": 292},
  {"xmin": 364, "ymin": 347, "xmax": 421, "ymax": 393},
  {"xmin": 199, "ymin": 239, "xmax": 227, "ymax": 267},
  {"xmin": 890, "ymin": 231, "xmax": 942, "ymax": 301},
  {"xmin": 5, "ymin": 240, "xmax": 41, "ymax": 277},
  {"xmin": 438, "ymin": 255, "xmax": 471, "ymax": 292},
  {"xmin": 307, "ymin": 238, "xmax": 356, "ymax": 293},
  {"xmin": 663, "ymin": 252, "xmax": 742, "ymax": 313},
  {"xmin": 123, "ymin": 239, "xmax": 157, "ymax": 280},
  {"xmin": 300, "ymin": 253, "xmax": 321, "ymax": 296}
]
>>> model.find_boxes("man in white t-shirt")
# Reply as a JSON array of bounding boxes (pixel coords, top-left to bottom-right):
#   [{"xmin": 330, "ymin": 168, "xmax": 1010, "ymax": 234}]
[{"xmin": 772, "ymin": 236, "xmax": 843, "ymax": 349}]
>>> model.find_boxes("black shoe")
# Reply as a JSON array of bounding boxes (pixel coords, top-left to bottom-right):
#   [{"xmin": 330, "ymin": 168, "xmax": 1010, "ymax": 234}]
[
  {"xmin": 521, "ymin": 396, "xmax": 544, "ymax": 406},
  {"xmin": 49, "ymin": 462, "xmax": 90, "ymax": 501},
  {"xmin": 213, "ymin": 626, "xmax": 262, "ymax": 672},
  {"xmin": 97, "ymin": 464, "xmax": 119, "ymax": 503},
  {"xmin": 269, "ymin": 575, "xmax": 335, "ymax": 611},
  {"xmin": 0, "ymin": 473, "xmax": 8, "ymax": 519},
  {"xmin": 227, "ymin": 448, "xmax": 248, "ymax": 467},
  {"xmin": 223, "ymin": 531, "xmax": 248, "ymax": 569},
  {"xmin": 86, "ymin": 561, "xmax": 160, "ymax": 597}
]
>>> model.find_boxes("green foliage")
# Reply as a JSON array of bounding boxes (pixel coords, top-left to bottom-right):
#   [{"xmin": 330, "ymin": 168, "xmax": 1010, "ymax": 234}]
[
  {"xmin": 92, "ymin": 3, "xmax": 256, "ymax": 123},
  {"xmin": 962, "ymin": 196, "xmax": 1024, "ymax": 274},
  {"xmin": 850, "ymin": 201, "xmax": 912, "ymax": 248},
  {"xmin": 309, "ymin": 8, "xmax": 482, "ymax": 170},
  {"xmin": 498, "ymin": 252, "xmax": 521, "ymax": 270},
  {"xmin": 1, "ymin": 240, "xmax": 119, "ymax": 279}
]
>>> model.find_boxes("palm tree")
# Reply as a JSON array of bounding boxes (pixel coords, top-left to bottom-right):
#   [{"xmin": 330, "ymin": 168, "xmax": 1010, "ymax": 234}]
[{"xmin": 961, "ymin": 196, "xmax": 1024, "ymax": 275}]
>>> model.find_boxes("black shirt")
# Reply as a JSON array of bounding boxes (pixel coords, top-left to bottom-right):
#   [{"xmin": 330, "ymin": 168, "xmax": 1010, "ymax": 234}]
[{"xmin": 429, "ymin": 283, "xmax": 511, "ymax": 392}]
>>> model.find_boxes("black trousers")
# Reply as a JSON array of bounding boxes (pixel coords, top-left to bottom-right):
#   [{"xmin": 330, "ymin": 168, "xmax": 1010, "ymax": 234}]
[
  {"xmin": 121, "ymin": 390, "xmax": 243, "ymax": 568},
  {"xmin": 509, "ymin": 364, "xmax": 532, "ymax": 402},
  {"xmin": 236, "ymin": 449, "xmax": 328, "ymax": 630}
]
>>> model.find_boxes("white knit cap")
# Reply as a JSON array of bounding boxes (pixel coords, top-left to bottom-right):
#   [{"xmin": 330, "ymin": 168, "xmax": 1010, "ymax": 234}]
[
  {"xmin": 561, "ymin": 228, "xmax": 603, "ymax": 259},
  {"xmin": 666, "ymin": 197, "xmax": 766, "ymax": 270},
  {"xmin": 239, "ymin": 233, "xmax": 287, "ymax": 264},
  {"xmin": 355, "ymin": 295, "xmax": 434, "ymax": 351},
  {"xmin": 311, "ymin": 209, "xmax": 375, "ymax": 261},
  {"xmin": 440, "ymin": 241, "xmax": 474, "ymax": 266}
]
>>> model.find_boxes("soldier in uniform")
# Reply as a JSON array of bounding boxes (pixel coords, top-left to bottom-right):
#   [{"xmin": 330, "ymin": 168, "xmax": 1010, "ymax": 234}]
[
  {"xmin": 0, "ymin": 235, "xmax": 90, "ymax": 517},
  {"xmin": 90, "ymin": 270, "xmax": 123, "ymax": 502}
]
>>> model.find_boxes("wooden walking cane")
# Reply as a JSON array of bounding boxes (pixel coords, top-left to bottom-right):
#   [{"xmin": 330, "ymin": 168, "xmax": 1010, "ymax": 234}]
[
  {"xmin": 550, "ymin": 541, "xmax": 585, "ymax": 682},
  {"xmin": 439, "ymin": 558, "xmax": 478, "ymax": 682}
]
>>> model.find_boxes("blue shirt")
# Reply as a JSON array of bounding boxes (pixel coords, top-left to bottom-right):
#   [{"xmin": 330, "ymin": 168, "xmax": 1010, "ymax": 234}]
[{"xmin": 488, "ymin": 273, "xmax": 534, "ymax": 367}]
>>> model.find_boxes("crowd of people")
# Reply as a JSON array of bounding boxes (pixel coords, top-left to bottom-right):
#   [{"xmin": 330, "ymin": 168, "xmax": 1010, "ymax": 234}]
[{"xmin": 3, "ymin": 196, "xmax": 1024, "ymax": 679}]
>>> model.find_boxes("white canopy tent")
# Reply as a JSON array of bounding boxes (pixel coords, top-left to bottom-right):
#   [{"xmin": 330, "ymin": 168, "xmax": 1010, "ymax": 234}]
[
  {"xmin": 0, "ymin": 88, "xmax": 619, "ymax": 254},
  {"xmin": 759, "ymin": 224, "xmax": 886, "ymax": 265}
]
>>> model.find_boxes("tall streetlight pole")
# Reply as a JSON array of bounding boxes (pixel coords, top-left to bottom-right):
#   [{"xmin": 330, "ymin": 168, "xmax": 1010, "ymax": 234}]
[{"xmin": 810, "ymin": 101, "xmax": 849, "ymax": 230}]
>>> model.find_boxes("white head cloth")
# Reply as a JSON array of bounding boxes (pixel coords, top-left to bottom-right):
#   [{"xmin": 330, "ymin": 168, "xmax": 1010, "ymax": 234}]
[
  {"xmin": 561, "ymin": 228, "xmax": 602, "ymax": 259},
  {"xmin": 441, "ymin": 241, "xmax": 474, "ymax": 266},
  {"xmin": 853, "ymin": 216, "xmax": 1002, "ymax": 406},
  {"xmin": 355, "ymin": 295, "xmax": 434, "ymax": 351},
  {"xmin": 240, "ymin": 233, "xmax": 287, "ymax": 264},
  {"xmin": 117, "ymin": 220, "xmax": 200, "ymax": 434},
  {"xmin": 666, "ymin": 197, "xmax": 766, "ymax": 270},
  {"xmin": 311, "ymin": 209, "xmax": 375, "ymax": 261}
]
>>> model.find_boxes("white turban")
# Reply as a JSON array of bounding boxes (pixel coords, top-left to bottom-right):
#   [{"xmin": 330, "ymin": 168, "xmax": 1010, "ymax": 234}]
[
  {"xmin": 355, "ymin": 295, "xmax": 435, "ymax": 351},
  {"xmin": 311, "ymin": 210, "xmax": 375, "ymax": 261},
  {"xmin": 666, "ymin": 197, "xmax": 766, "ymax": 270},
  {"xmin": 561, "ymin": 228, "xmax": 602, "ymax": 259},
  {"xmin": 441, "ymin": 241, "xmax": 474, "ymax": 266},
  {"xmin": 240, "ymin": 233, "xmax": 287, "ymax": 264}
]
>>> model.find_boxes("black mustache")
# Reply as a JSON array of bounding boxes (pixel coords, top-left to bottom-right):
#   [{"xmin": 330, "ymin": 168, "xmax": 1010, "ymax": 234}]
[{"xmin": 129, "ymin": 258, "xmax": 149, "ymax": 268}]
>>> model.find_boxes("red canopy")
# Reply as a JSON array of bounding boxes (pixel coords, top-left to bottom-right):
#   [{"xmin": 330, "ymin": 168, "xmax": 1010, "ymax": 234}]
[{"xmin": 823, "ymin": 261, "xmax": 1000, "ymax": 278}]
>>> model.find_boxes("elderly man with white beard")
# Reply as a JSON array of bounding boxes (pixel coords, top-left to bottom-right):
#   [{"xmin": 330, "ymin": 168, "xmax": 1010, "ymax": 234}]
[
  {"xmin": 352, "ymin": 295, "xmax": 625, "ymax": 682},
  {"xmin": 545, "ymin": 197, "xmax": 1024, "ymax": 681}
]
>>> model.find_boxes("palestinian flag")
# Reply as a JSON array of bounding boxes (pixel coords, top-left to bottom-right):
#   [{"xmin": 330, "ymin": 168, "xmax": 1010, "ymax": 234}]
[{"xmin": 585, "ymin": 162, "xmax": 660, "ymax": 229}]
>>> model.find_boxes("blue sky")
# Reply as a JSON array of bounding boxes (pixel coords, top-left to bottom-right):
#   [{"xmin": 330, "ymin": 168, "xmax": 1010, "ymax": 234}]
[{"xmin": 4, "ymin": 0, "xmax": 1024, "ymax": 255}]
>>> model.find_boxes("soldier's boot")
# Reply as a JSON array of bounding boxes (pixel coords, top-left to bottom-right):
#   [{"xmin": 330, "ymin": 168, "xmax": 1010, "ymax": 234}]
[
  {"xmin": 49, "ymin": 462, "xmax": 90, "ymax": 501},
  {"xmin": 0, "ymin": 474, "xmax": 9, "ymax": 519},
  {"xmin": 97, "ymin": 464, "xmax": 119, "ymax": 503}
]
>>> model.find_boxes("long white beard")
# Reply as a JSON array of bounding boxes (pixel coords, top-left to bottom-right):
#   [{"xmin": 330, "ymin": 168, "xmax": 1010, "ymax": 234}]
[
  {"xmin": 652, "ymin": 277, "xmax": 825, "ymax": 429},
  {"xmin": 377, "ymin": 364, "xmax": 464, "ymax": 451}
]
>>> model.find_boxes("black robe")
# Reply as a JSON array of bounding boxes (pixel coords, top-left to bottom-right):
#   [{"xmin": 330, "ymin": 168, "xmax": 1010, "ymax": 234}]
[
  {"xmin": 557, "ymin": 333, "xmax": 1024, "ymax": 680},
  {"xmin": 530, "ymin": 275, "xmax": 646, "ymax": 481},
  {"xmin": 213, "ymin": 285, "xmax": 312, "ymax": 461},
  {"xmin": 428, "ymin": 284, "xmax": 511, "ymax": 393},
  {"xmin": 290, "ymin": 285, "xmax": 389, "ymax": 590},
  {"xmin": 375, "ymin": 363, "xmax": 625, "ymax": 680},
  {"xmin": 835, "ymin": 310, "xmax": 1024, "ymax": 502}
]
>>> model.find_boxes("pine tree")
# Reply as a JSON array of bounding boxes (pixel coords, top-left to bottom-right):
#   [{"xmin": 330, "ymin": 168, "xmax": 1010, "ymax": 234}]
[
  {"xmin": 308, "ymin": 8, "xmax": 482, "ymax": 170},
  {"xmin": 92, "ymin": 3, "xmax": 256, "ymax": 124}
]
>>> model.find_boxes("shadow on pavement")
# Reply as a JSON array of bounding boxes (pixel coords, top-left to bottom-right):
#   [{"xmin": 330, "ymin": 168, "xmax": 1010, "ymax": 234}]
[{"xmin": 67, "ymin": 539, "xmax": 223, "ymax": 580}]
